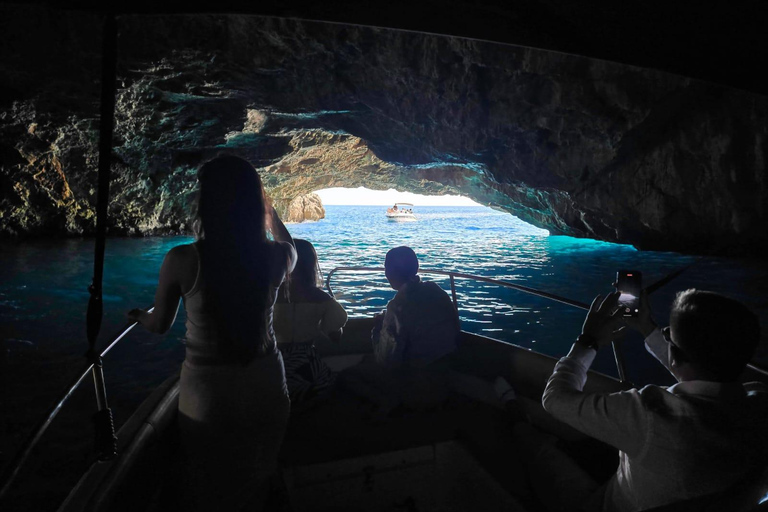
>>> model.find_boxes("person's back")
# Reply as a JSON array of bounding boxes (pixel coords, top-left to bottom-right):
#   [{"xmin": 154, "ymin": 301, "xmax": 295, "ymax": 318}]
[
  {"xmin": 383, "ymin": 278, "xmax": 459, "ymax": 366},
  {"xmin": 541, "ymin": 288, "xmax": 768, "ymax": 512},
  {"xmin": 184, "ymin": 240, "xmax": 285, "ymax": 364},
  {"xmin": 128, "ymin": 155, "xmax": 297, "ymax": 512},
  {"xmin": 274, "ymin": 286, "xmax": 346, "ymax": 344},
  {"xmin": 372, "ymin": 246, "xmax": 460, "ymax": 367},
  {"xmin": 603, "ymin": 378, "xmax": 768, "ymax": 510},
  {"xmin": 274, "ymin": 239, "xmax": 347, "ymax": 403}
]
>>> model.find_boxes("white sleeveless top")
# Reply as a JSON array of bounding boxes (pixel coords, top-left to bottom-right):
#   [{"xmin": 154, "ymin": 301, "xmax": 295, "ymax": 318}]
[{"xmin": 182, "ymin": 242, "xmax": 283, "ymax": 365}]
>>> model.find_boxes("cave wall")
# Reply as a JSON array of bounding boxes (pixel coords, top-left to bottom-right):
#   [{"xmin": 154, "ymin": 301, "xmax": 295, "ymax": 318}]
[{"xmin": 1, "ymin": 8, "xmax": 766, "ymax": 255}]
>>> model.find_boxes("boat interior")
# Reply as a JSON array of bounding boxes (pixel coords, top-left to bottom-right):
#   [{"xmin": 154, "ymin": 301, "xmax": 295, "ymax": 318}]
[
  {"xmin": 2, "ymin": 4, "xmax": 766, "ymax": 510},
  {"xmin": 53, "ymin": 310, "xmax": 768, "ymax": 512}
]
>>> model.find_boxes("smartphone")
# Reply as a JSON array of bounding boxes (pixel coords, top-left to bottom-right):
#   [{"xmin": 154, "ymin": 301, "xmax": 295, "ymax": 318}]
[{"xmin": 616, "ymin": 270, "xmax": 642, "ymax": 317}]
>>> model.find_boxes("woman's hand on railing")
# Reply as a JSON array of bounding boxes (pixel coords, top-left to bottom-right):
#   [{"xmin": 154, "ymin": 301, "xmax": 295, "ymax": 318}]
[
  {"xmin": 127, "ymin": 308, "xmax": 142, "ymax": 321},
  {"xmin": 127, "ymin": 308, "xmax": 166, "ymax": 334}
]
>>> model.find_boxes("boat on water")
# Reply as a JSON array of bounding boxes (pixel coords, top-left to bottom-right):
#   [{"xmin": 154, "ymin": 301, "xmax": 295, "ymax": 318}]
[
  {"xmin": 386, "ymin": 203, "xmax": 417, "ymax": 221},
  {"xmin": 3, "ymin": 267, "xmax": 768, "ymax": 512},
  {"xmin": 2, "ymin": 8, "xmax": 766, "ymax": 511}
]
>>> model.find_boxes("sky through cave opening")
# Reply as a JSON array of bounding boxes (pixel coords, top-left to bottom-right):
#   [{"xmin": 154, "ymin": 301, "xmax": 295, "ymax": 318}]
[{"xmin": 314, "ymin": 187, "xmax": 482, "ymax": 206}]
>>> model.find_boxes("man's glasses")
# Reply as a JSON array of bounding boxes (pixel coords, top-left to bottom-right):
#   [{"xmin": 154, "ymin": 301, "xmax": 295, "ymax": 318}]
[{"xmin": 662, "ymin": 326, "xmax": 685, "ymax": 353}]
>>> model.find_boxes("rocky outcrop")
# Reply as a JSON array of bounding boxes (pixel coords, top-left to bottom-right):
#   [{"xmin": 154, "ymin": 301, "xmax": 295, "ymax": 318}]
[
  {"xmin": 281, "ymin": 193, "xmax": 325, "ymax": 223},
  {"xmin": 1, "ymin": 7, "xmax": 766, "ymax": 255}
]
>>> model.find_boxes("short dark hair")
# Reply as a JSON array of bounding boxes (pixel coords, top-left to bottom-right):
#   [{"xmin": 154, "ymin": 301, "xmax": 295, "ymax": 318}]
[
  {"xmin": 385, "ymin": 246, "xmax": 419, "ymax": 280},
  {"xmin": 670, "ymin": 289, "xmax": 760, "ymax": 381}
]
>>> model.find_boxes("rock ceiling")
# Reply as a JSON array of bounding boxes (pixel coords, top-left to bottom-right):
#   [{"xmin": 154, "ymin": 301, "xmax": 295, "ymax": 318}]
[{"xmin": 1, "ymin": 7, "xmax": 766, "ymax": 255}]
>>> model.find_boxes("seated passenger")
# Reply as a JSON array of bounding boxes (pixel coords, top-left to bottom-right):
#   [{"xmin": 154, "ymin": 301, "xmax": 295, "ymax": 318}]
[
  {"xmin": 336, "ymin": 247, "xmax": 459, "ymax": 417},
  {"xmin": 372, "ymin": 246, "xmax": 460, "ymax": 367},
  {"xmin": 541, "ymin": 289, "xmax": 768, "ymax": 512},
  {"xmin": 274, "ymin": 239, "xmax": 347, "ymax": 404}
]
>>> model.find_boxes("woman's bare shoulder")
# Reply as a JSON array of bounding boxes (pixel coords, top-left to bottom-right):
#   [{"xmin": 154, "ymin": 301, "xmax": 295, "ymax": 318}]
[
  {"xmin": 166, "ymin": 242, "xmax": 197, "ymax": 263},
  {"xmin": 306, "ymin": 287, "xmax": 334, "ymax": 302},
  {"xmin": 164, "ymin": 243, "xmax": 199, "ymax": 293}
]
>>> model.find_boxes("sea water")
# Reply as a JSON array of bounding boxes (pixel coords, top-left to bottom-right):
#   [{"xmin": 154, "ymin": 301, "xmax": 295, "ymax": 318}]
[{"xmin": 1, "ymin": 205, "xmax": 767, "ymax": 508}]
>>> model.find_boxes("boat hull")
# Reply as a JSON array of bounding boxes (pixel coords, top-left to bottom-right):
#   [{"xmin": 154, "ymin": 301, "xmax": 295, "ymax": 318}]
[
  {"xmin": 58, "ymin": 318, "xmax": 623, "ymax": 512},
  {"xmin": 58, "ymin": 317, "xmax": 768, "ymax": 512},
  {"xmin": 385, "ymin": 214, "xmax": 416, "ymax": 221}
]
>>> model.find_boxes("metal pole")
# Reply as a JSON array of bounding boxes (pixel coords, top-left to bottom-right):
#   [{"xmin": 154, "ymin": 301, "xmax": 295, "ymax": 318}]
[
  {"xmin": 91, "ymin": 357, "xmax": 117, "ymax": 460},
  {"xmin": 449, "ymin": 275, "xmax": 459, "ymax": 313},
  {"xmin": 92, "ymin": 358, "xmax": 109, "ymax": 412},
  {"xmin": 611, "ymin": 340, "xmax": 629, "ymax": 384},
  {"xmin": 85, "ymin": 11, "xmax": 119, "ymax": 461},
  {"xmin": 0, "ymin": 306, "xmax": 152, "ymax": 499}
]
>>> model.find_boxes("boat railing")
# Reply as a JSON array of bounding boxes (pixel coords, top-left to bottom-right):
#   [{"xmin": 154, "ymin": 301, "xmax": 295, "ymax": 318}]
[
  {"xmin": 325, "ymin": 266, "xmax": 768, "ymax": 383},
  {"xmin": 0, "ymin": 306, "xmax": 154, "ymax": 500},
  {"xmin": 324, "ymin": 266, "xmax": 630, "ymax": 383},
  {"xmin": 4, "ymin": 268, "xmax": 767, "ymax": 502},
  {"xmin": 326, "ymin": 267, "xmax": 593, "ymax": 310}
]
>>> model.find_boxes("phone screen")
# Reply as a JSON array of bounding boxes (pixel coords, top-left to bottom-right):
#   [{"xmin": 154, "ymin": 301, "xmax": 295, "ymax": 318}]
[{"xmin": 616, "ymin": 270, "xmax": 642, "ymax": 317}]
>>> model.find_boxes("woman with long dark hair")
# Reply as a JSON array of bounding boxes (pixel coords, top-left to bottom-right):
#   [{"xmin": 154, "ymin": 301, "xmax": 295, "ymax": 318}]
[
  {"xmin": 128, "ymin": 155, "xmax": 296, "ymax": 510},
  {"xmin": 273, "ymin": 239, "xmax": 347, "ymax": 405}
]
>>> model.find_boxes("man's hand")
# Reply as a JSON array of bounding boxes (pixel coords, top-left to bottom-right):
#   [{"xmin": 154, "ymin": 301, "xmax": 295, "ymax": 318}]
[
  {"xmin": 621, "ymin": 290, "xmax": 657, "ymax": 338},
  {"xmin": 580, "ymin": 292, "xmax": 624, "ymax": 348}
]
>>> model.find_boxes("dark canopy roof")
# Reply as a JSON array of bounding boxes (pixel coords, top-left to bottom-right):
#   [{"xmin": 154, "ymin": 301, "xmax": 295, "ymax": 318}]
[{"xmin": 26, "ymin": 0, "xmax": 768, "ymax": 96}]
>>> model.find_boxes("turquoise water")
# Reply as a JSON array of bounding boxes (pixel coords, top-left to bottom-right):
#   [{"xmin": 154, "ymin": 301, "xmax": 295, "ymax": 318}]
[{"xmin": 1, "ymin": 205, "xmax": 767, "ymax": 508}]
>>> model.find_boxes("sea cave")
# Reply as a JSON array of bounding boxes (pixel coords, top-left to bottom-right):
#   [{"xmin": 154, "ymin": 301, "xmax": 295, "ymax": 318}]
[
  {"xmin": 1, "ymin": 3, "xmax": 766, "ymax": 256},
  {"xmin": 2, "ymin": 3, "xmax": 768, "ymax": 511}
]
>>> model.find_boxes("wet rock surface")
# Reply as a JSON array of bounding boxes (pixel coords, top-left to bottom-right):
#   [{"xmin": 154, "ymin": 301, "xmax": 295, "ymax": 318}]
[
  {"xmin": 1, "ymin": 8, "xmax": 766, "ymax": 255},
  {"xmin": 282, "ymin": 193, "xmax": 325, "ymax": 223}
]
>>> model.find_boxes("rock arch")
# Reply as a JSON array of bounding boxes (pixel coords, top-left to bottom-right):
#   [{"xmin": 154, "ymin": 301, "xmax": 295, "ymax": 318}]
[{"xmin": 1, "ymin": 12, "xmax": 766, "ymax": 255}]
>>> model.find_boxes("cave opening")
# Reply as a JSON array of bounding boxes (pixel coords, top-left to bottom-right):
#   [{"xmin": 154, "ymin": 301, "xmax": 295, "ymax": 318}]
[
  {"xmin": 1, "ymin": 10, "xmax": 764, "ymax": 255},
  {"xmin": 313, "ymin": 187, "xmax": 482, "ymax": 207},
  {"xmin": 2, "ymin": 8, "xmax": 768, "ymax": 512}
]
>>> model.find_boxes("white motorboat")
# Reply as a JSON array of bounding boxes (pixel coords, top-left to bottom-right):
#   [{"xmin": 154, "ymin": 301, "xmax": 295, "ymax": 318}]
[{"xmin": 386, "ymin": 203, "xmax": 417, "ymax": 221}]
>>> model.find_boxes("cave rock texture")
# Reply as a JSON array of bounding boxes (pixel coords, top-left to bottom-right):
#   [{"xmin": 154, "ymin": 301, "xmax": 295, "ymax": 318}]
[{"xmin": 1, "ymin": 7, "xmax": 766, "ymax": 255}]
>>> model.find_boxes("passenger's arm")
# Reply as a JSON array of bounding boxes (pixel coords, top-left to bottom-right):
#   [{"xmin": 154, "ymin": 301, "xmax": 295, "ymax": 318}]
[
  {"xmin": 268, "ymin": 206, "xmax": 297, "ymax": 273},
  {"xmin": 320, "ymin": 299, "xmax": 348, "ymax": 334},
  {"xmin": 542, "ymin": 292, "xmax": 648, "ymax": 455},
  {"xmin": 542, "ymin": 347, "xmax": 649, "ymax": 456},
  {"xmin": 128, "ymin": 246, "xmax": 184, "ymax": 334}
]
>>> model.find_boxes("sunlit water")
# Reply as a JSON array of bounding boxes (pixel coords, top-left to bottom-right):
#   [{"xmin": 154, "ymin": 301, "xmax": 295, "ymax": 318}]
[{"xmin": 1, "ymin": 205, "xmax": 767, "ymax": 509}]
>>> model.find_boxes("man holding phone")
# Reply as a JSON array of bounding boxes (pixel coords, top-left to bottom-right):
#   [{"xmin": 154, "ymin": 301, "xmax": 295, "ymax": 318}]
[{"xmin": 541, "ymin": 287, "xmax": 768, "ymax": 511}]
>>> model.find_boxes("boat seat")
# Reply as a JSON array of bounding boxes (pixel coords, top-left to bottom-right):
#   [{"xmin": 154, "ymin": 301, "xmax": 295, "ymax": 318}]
[
  {"xmin": 280, "ymin": 387, "xmax": 543, "ymax": 509},
  {"xmin": 281, "ymin": 387, "xmax": 488, "ymax": 466}
]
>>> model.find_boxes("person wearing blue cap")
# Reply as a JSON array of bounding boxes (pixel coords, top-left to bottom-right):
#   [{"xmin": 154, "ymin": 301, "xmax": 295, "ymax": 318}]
[{"xmin": 372, "ymin": 246, "xmax": 460, "ymax": 367}]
